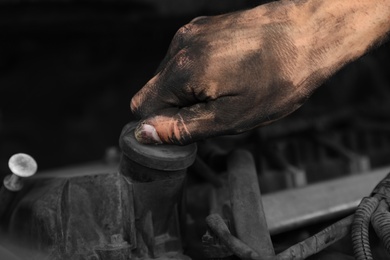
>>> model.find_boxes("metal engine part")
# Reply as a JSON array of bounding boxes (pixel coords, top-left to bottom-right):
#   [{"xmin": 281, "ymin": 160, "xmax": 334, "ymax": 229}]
[{"xmin": 0, "ymin": 122, "xmax": 197, "ymax": 260}]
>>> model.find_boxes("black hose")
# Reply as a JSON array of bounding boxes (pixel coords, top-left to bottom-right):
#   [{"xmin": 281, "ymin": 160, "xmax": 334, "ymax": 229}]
[
  {"xmin": 351, "ymin": 196, "xmax": 379, "ymax": 260},
  {"xmin": 371, "ymin": 199, "xmax": 390, "ymax": 255}
]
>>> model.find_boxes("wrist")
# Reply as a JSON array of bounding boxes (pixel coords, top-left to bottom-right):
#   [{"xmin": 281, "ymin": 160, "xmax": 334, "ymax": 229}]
[
  {"xmin": 292, "ymin": 0, "xmax": 390, "ymax": 88},
  {"xmin": 251, "ymin": 0, "xmax": 390, "ymax": 91}
]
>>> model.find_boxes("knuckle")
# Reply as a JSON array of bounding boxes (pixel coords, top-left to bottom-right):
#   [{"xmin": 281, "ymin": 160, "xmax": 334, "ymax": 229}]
[
  {"xmin": 130, "ymin": 96, "xmax": 141, "ymax": 116},
  {"xmin": 173, "ymin": 23, "xmax": 198, "ymax": 45},
  {"xmin": 177, "ymin": 23, "xmax": 197, "ymax": 37},
  {"xmin": 173, "ymin": 49, "xmax": 193, "ymax": 70}
]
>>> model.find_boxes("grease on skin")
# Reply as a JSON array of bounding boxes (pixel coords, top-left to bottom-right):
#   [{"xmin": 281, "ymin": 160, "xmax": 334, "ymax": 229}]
[
  {"xmin": 145, "ymin": 116, "xmax": 192, "ymax": 145},
  {"xmin": 133, "ymin": 2, "xmax": 305, "ymax": 144},
  {"xmin": 132, "ymin": 42, "xmax": 210, "ymax": 120},
  {"xmin": 197, "ymin": 19, "xmax": 304, "ymax": 134},
  {"xmin": 132, "ymin": 0, "xmax": 390, "ymax": 145},
  {"xmin": 136, "ymin": 104, "xmax": 217, "ymax": 145}
]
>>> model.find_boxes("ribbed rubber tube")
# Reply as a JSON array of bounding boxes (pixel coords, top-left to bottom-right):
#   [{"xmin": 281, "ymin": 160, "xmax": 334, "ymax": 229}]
[
  {"xmin": 371, "ymin": 199, "xmax": 390, "ymax": 255},
  {"xmin": 351, "ymin": 196, "xmax": 380, "ymax": 260}
]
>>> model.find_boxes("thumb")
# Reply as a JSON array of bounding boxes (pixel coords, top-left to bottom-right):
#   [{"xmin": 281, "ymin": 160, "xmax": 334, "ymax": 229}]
[{"xmin": 134, "ymin": 103, "xmax": 224, "ymax": 145}]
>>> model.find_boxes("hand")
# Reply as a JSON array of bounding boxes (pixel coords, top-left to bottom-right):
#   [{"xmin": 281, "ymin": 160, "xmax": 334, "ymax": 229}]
[{"xmin": 131, "ymin": 0, "xmax": 390, "ymax": 145}]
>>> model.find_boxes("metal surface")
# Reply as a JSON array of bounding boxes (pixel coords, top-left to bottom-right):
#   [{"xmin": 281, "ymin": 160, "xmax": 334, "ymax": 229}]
[
  {"xmin": 1, "ymin": 113, "xmax": 390, "ymax": 259},
  {"xmin": 206, "ymin": 149, "xmax": 360, "ymax": 260},
  {"xmin": 0, "ymin": 121, "xmax": 197, "ymax": 260},
  {"xmin": 190, "ymin": 156, "xmax": 222, "ymax": 188},
  {"xmin": 31, "ymin": 161, "xmax": 118, "ymax": 179},
  {"xmin": 6, "ymin": 171, "xmax": 135, "ymax": 260},
  {"xmin": 0, "ymin": 154, "xmax": 37, "ymax": 221},
  {"xmin": 205, "ymin": 214, "xmax": 262, "ymax": 260},
  {"xmin": 262, "ymin": 166, "xmax": 390, "ymax": 235},
  {"xmin": 119, "ymin": 121, "xmax": 196, "ymax": 260},
  {"xmin": 207, "ymin": 165, "xmax": 390, "ymax": 237},
  {"xmin": 131, "ymin": 178, "xmax": 187, "ymax": 258},
  {"xmin": 263, "ymin": 145, "xmax": 307, "ymax": 189},
  {"xmin": 228, "ymin": 149, "xmax": 275, "ymax": 258},
  {"xmin": 5, "ymin": 154, "xmax": 37, "ymax": 191},
  {"xmin": 314, "ymin": 135, "xmax": 371, "ymax": 174},
  {"xmin": 276, "ymin": 215, "xmax": 354, "ymax": 260},
  {"xmin": 0, "ymin": 187, "xmax": 17, "ymax": 221},
  {"xmin": 8, "ymin": 154, "xmax": 37, "ymax": 178}
]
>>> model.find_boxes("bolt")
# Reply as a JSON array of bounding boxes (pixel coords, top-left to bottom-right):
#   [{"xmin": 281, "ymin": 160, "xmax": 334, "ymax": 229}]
[{"xmin": 4, "ymin": 153, "xmax": 37, "ymax": 191}]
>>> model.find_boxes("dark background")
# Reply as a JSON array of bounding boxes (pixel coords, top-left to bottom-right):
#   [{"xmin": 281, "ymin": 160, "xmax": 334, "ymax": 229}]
[{"xmin": 0, "ymin": 0, "xmax": 389, "ymax": 172}]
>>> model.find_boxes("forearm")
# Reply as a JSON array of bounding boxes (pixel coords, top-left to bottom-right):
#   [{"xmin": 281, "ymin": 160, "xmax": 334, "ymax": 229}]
[
  {"xmin": 300, "ymin": 0, "xmax": 390, "ymax": 64},
  {"xmin": 255, "ymin": 0, "xmax": 390, "ymax": 90}
]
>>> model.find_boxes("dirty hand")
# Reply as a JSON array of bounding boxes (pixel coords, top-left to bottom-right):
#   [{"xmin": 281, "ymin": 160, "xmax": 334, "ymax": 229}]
[{"xmin": 131, "ymin": 0, "xmax": 390, "ymax": 145}]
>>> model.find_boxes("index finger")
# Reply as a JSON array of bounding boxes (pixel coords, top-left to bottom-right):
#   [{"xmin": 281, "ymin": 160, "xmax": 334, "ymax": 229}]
[{"xmin": 131, "ymin": 49, "xmax": 197, "ymax": 118}]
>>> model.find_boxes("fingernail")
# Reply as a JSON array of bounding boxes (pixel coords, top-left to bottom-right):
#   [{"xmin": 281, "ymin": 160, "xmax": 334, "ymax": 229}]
[{"xmin": 134, "ymin": 123, "xmax": 163, "ymax": 144}]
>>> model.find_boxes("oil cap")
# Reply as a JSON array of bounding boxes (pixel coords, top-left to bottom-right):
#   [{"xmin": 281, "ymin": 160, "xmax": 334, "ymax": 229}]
[{"xmin": 119, "ymin": 121, "xmax": 197, "ymax": 171}]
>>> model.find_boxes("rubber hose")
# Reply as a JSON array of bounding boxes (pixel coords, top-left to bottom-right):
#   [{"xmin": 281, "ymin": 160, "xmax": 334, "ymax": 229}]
[
  {"xmin": 371, "ymin": 199, "xmax": 390, "ymax": 255},
  {"xmin": 351, "ymin": 196, "xmax": 380, "ymax": 260}
]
